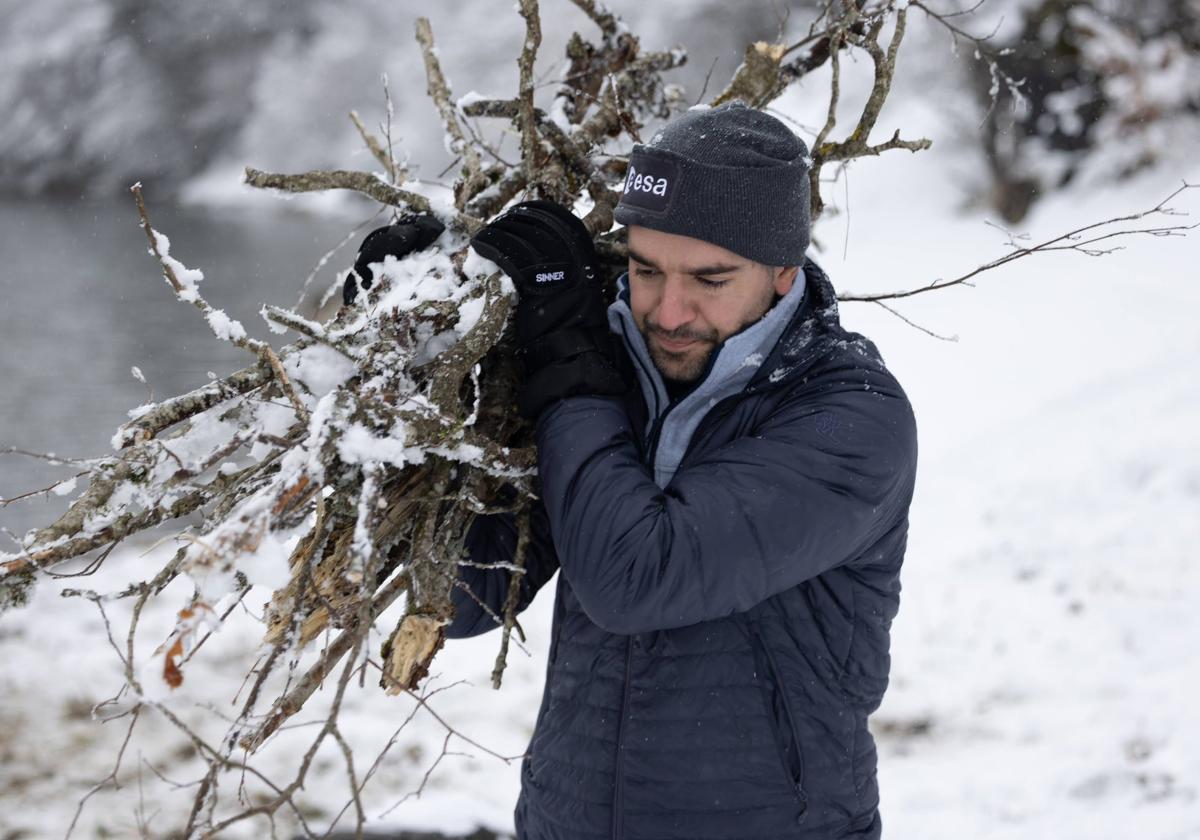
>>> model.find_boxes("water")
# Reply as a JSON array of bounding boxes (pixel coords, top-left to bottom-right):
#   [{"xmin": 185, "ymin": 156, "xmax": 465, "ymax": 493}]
[{"xmin": 0, "ymin": 196, "xmax": 373, "ymax": 537}]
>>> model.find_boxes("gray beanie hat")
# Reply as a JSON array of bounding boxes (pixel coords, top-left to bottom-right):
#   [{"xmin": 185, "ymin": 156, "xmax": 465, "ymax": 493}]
[{"xmin": 612, "ymin": 101, "xmax": 811, "ymax": 267}]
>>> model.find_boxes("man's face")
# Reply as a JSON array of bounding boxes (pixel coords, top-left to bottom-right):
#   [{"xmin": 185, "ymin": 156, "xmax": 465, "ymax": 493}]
[{"xmin": 627, "ymin": 226, "xmax": 798, "ymax": 387}]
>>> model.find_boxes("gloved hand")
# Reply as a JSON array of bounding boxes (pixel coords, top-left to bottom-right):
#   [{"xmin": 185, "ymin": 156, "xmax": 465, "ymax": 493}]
[
  {"xmin": 469, "ymin": 200, "xmax": 627, "ymax": 419},
  {"xmin": 343, "ymin": 214, "xmax": 445, "ymax": 305}
]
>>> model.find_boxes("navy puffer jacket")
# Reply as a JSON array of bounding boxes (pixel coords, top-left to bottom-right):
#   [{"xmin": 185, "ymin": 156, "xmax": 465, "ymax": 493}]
[{"xmin": 448, "ymin": 260, "xmax": 918, "ymax": 839}]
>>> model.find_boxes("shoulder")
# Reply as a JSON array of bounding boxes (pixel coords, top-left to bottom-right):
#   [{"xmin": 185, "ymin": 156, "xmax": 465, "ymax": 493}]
[
  {"xmin": 756, "ymin": 329, "xmax": 918, "ymax": 499},
  {"xmin": 755, "ymin": 260, "xmax": 916, "ymax": 455}
]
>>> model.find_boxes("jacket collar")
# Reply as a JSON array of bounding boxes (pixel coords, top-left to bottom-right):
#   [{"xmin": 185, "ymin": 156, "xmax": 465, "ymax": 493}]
[
  {"xmin": 607, "ymin": 260, "xmax": 816, "ymax": 485},
  {"xmin": 747, "ymin": 258, "xmax": 876, "ymax": 393},
  {"xmin": 607, "ymin": 258, "xmax": 855, "ymax": 421}
]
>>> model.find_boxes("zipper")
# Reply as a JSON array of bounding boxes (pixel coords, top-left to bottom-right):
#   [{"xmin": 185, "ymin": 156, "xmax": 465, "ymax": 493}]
[
  {"xmin": 615, "ymin": 318, "xmax": 663, "ymax": 435},
  {"xmin": 660, "ymin": 394, "xmax": 739, "ymax": 472},
  {"xmin": 611, "ymin": 636, "xmax": 634, "ymax": 840},
  {"xmin": 750, "ymin": 625, "xmax": 809, "ymax": 820},
  {"xmin": 612, "ymin": 395, "xmax": 742, "ymax": 840},
  {"xmin": 644, "ymin": 399, "xmax": 677, "ymax": 465}
]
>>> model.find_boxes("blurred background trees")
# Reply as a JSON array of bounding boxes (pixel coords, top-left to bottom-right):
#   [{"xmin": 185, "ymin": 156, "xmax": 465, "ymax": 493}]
[
  {"xmin": 3, "ymin": 0, "xmax": 1196, "ymax": 221},
  {"xmin": 972, "ymin": 0, "xmax": 1200, "ymax": 221}
]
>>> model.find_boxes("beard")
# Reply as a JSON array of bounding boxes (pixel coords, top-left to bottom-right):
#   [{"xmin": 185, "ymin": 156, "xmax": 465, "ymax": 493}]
[
  {"xmin": 640, "ymin": 283, "xmax": 778, "ymax": 388},
  {"xmin": 646, "ymin": 333, "xmax": 717, "ymax": 387}
]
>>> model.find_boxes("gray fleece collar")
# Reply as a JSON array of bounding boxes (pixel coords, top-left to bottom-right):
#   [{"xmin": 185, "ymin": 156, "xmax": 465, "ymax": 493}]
[{"xmin": 607, "ymin": 269, "xmax": 807, "ymax": 487}]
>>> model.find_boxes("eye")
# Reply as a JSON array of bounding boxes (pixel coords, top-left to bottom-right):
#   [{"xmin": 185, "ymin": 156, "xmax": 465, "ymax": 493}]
[
  {"xmin": 697, "ymin": 277, "xmax": 728, "ymax": 289},
  {"xmin": 633, "ymin": 266, "xmax": 660, "ymax": 279}
]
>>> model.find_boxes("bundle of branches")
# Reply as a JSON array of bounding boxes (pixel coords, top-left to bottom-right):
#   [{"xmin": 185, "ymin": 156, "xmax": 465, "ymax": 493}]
[{"xmin": 1, "ymin": 0, "xmax": 1194, "ymax": 835}]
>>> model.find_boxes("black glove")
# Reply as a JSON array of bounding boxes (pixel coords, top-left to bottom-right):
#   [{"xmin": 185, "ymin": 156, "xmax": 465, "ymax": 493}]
[
  {"xmin": 343, "ymin": 214, "xmax": 445, "ymax": 305},
  {"xmin": 469, "ymin": 200, "xmax": 627, "ymax": 419}
]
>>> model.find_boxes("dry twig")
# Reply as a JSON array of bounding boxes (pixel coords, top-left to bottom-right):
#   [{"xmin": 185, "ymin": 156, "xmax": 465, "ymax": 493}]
[
  {"xmin": 415, "ymin": 18, "xmax": 488, "ymax": 206},
  {"xmin": 839, "ymin": 183, "xmax": 1199, "ymax": 302}
]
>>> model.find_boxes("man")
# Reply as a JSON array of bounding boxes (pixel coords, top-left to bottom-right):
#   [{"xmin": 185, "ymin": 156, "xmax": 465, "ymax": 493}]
[{"xmin": 353, "ymin": 102, "xmax": 917, "ymax": 839}]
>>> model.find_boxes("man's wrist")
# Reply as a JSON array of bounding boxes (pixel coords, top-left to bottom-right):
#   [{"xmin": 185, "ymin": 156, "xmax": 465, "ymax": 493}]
[{"xmin": 517, "ymin": 351, "xmax": 628, "ymax": 420}]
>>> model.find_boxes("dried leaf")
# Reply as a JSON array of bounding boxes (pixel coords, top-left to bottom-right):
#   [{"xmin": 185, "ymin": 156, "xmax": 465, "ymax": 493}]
[{"xmin": 163, "ymin": 637, "xmax": 185, "ymax": 689}]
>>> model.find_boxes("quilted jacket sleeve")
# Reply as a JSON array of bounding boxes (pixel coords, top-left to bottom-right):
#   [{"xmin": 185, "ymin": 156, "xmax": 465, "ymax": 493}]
[
  {"xmin": 534, "ymin": 367, "xmax": 918, "ymax": 634},
  {"xmin": 444, "ymin": 497, "xmax": 561, "ymax": 639}
]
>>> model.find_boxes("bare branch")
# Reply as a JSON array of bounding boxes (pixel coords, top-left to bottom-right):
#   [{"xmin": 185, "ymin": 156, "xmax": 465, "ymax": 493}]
[
  {"xmin": 517, "ymin": 0, "xmax": 544, "ymax": 190},
  {"xmin": 65, "ymin": 708, "xmax": 142, "ymax": 840},
  {"xmin": 349, "ymin": 109, "xmax": 400, "ymax": 183},
  {"xmin": 428, "ymin": 274, "xmax": 510, "ymax": 414},
  {"xmin": 840, "ymin": 183, "xmax": 1199, "ymax": 302},
  {"xmin": 807, "ymin": 4, "xmax": 932, "ymax": 218},
  {"xmin": 414, "ymin": 18, "xmax": 488, "ymax": 207},
  {"xmin": 260, "ymin": 306, "xmax": 357, "ymax": 359},
  {"xmin": 240, "ymin": 569, "xmax": 412, "ymax": 753},
  {"xmin": 132, "ymin": 184, "xmax": 310, "ymax": 421},
  {"xmin": 244, "ymin": 167, "xmax": 490, "ymax": 235},
  {"xmin": 871, "ymin": 300, "xmax": 960, "ymax": 341},
  {"xmin": 114, "ymin": 363, "xmax": 271, "ymax": 449},
  {"xmin": 491, "ymin": 506, "xmax": 530, "ymax": 689},
  {"xmin": 711, "ymin": 41, "xmax": 788, "ymax": 108},
  {"xmin": 0, "ymin": 471, "xmax": 88, "ymax": 507},
  {"xmin": 568, "ymin": 0, "xmax": 621, "ymax": 40}
]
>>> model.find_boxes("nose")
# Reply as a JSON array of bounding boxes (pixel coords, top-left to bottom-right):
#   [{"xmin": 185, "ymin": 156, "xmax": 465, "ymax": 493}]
[{"xmin": 654, "ymin": 276, "xmax": 694, "ymax": 333}]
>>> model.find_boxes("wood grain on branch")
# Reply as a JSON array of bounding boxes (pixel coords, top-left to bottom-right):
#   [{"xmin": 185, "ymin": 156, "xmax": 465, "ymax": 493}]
[
  {"xmin": 243, "ymin": 569, "xmax": 413, "ymax": 753},
  {"xmin": 712, "ymin": 41, "xmax": 788, "ymax": 108}
]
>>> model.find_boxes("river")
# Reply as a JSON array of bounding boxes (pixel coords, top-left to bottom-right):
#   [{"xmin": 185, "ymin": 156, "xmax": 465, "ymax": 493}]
[{"xmin": 0, "ymin": 196, "xmax": 373, "ymax": 537}]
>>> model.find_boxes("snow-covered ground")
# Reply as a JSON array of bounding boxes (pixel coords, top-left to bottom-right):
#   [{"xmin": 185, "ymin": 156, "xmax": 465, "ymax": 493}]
[
  {"xmin": 843, "ymin": 157, "xmax": 1200, "ymax": 840},
  {"xmin": 3, "ymin": 23, "xmax": 1199, "ymax": 840}
]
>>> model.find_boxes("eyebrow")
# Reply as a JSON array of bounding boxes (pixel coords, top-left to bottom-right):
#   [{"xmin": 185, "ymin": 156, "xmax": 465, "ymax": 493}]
[{"xmin": 628, "ymin": 247, "xmax": 745, "ymax": 277}]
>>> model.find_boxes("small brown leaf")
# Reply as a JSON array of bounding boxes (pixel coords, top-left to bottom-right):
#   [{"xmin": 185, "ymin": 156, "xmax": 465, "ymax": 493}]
[{"xmin": 163, "ymin": 637, "xmax": 185, "ymax": 689}]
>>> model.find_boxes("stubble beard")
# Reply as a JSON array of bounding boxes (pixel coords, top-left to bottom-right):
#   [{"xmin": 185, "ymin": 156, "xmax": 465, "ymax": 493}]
[
  {"xmin": 648, "ymin": 338, "xmax": 715, "ymax": 388},
  {"xmin": 641, "ymin": 279, "xmax": 777, "ymax": 388}
]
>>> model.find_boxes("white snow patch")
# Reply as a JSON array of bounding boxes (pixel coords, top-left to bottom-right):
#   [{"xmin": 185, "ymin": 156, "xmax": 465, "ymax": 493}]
[
  {"xmin": 150, "ymin": 229, "xmax": 204, "ymax": 302},
  {"xmin": 338, "ymin": 423, "xmax": 425, "ymax": 469},
  {"xmin": 283, "ymin": 344, "xmax": 356, "ymax": 401},
  {"xmin": 414, "ymin": 327, "xmax": 460, "ymax": 366},
  {"xmin": 204, "ymin": 308, "xmax": 248, "ymax": 343},
  {"xmin": 454, "ymin": 294, "xmax": 486, "ymax": 337},
  {"xmin": 455, "ymin": 90, "xmax": 489, "ymax": 111},
  {"xmin": 126, "ymin": 402, "xmax": 155, "ymax": 421}
]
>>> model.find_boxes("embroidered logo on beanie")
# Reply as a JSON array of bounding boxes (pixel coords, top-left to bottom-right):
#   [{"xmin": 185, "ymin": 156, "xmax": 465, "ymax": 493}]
[
  {"xmin": 613, "ymin": 102, "xmax": 811, "ymax": 266},
  {"xmin": 620, "ymin": 156, "xmax": 678, "ymax": 214}
]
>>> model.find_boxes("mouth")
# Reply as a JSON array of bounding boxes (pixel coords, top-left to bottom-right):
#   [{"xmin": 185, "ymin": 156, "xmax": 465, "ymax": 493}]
[{"xmin": 653, "ymin": 334, "xmax": 701, "ymax": 352}]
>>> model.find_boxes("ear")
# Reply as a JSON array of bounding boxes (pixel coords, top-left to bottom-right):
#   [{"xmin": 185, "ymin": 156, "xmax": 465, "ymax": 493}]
[{"xmin": 773, "ymin": 265, "xmax": 800, "ymax": 296}]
